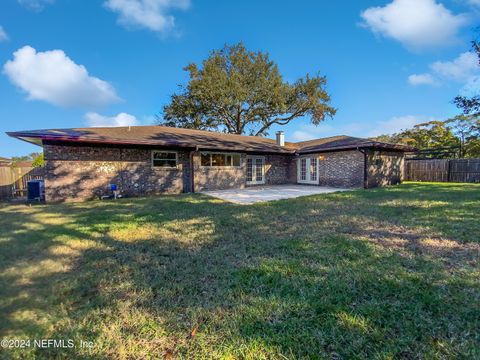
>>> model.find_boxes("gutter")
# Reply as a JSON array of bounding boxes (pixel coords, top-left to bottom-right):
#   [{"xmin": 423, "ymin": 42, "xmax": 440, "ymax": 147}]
[{"xmin": 297, "ymin": 141, "xmax": 415, "ymax": 155}]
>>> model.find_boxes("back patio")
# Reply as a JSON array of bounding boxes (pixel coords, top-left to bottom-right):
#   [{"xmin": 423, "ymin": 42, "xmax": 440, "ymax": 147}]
[{"xmin": 201, "ymin": 184, "xmax": 350, "ymax": 204}]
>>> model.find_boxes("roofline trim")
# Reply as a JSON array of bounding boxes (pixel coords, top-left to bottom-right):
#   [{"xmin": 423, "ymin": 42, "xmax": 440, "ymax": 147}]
[
  {"xmin": 7, "ymin": 130, "xmax": 415, "ymax": 154},
  {"xmin": 7, "ymin": 132, "xmax": 296, "ymax": 154},
  {"xmin": 297, "ymin": 143, "xmax": 415, "ymax": 154}
]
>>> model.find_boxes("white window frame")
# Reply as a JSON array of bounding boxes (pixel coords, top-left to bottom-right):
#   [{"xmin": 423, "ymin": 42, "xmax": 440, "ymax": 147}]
[
  {"xmin": 151, "ymin": 150, "xmax": 178, "ymax": 168},
  {"xmin": 200, "ymin": 152, "xmax": 242, "ymax": 168}
]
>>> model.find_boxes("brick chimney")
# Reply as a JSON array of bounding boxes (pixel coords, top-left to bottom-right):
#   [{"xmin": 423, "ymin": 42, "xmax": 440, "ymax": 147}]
[{"xmin": 276, "ymin": 131, "xmax": 285, "ymax": 147}]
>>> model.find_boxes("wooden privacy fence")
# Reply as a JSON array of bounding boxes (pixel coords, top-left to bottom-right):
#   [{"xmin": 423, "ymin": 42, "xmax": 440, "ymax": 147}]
[
  {"xmin": 405, "ymin": 159, "xmax": 480, "ymax": 183},
  {"xmin": 0, "ymin": 166, "xmax": 44, "ymax": 199}
]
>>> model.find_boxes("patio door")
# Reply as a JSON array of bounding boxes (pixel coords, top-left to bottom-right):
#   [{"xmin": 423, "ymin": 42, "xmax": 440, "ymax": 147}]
[
  {"xmin": 297, "ymin": 156, "xmax": 318, "ymax": 184},
  {"xmin": 246, "ymin": 156, "xmax": 265, "ymax": 185}
]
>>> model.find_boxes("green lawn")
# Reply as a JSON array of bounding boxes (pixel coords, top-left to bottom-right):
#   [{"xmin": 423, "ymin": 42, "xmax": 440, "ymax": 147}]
[{"xmin": 1, "ymin": 182, "xmax": 479, "ymax": 359}]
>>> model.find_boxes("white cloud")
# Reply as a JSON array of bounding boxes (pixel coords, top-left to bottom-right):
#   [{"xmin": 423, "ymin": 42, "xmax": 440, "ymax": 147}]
[
  {"xmin": 85, "ymin": 112, "xmax": 138, "ymax": 127},
  {"xmin": 467, "ymin": 0, "xmax": 480, "ymax": 6},
  {"xmin": 360, "ymin": 0, "xmax": 468, "ymax": 50},
  {"xmin": 292, "ymin": 122, "xmax": 370, "ymax": 142},
  {"xmin": 459, "ymin": 76, "xmax": 480, "ymax": 96},
  {"xmin": 408, "ymin": 51, "xmax": 479, "ymax": 92},
  {"xmin": 430, "ymin": 51, "xmax": 479, "ymax": 82},
  {"xmin": 0, "ymin": 26, "xmax": 8, "ymax": 42},
  {"xmin": 368, "ymin": 115, "xmax": 433, "ymax": 136},
  {"xmin": 408, "ymin": 73, "xmax": 438, "ymax": 86},
  {"xmin": 292, "ymin": 124, "xmax": 334, "ymax": 142},
  {"xmin": 291, "ymin": 115, "xmax": 432, "ymax": 141},
  {"xmin": 18, "ymin": 0, "xmax": 54, "ymax": 11},
  {"xmin": 104, "ymin": 0, "xmax": 190, "ymax": 34},
  {"xmin": 3, "ymin": 46, "xmax": 120, "ymax": 108}
]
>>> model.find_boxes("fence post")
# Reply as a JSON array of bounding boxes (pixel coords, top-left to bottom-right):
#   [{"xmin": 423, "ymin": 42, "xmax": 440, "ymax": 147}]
[
  {"xmin": 10, "ymin": 167, "xmax": 15, "ymax": 197},
  {"xmin": 447, "ymin": 159, "xmax": 451, "ymax": 182}
]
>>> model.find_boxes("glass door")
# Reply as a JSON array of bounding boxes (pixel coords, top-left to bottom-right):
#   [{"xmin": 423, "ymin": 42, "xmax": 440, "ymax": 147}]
[
  {"xmin": 297, "ymin": 157, "xmax": 318, "ymax": 184},
  {"xmin": 246, "ymin": 156, "xmax": 265, "ymax": 185}
]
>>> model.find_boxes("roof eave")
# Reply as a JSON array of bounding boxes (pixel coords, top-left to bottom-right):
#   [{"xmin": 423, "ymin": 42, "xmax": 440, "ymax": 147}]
[
  {"xmin": 7, "ymin": 132, "xmax": 295, "ymax": 154},
  {"xmin": 6, "ymin": 132, "xmax": 43, "ymax": 146},
  {"xmin": 297, "ymin": 143, "xmax": 415, "ymax": 154},
  {"xmin": 369, "ymin": 143, "xmax": 417, "ymax": 152}
]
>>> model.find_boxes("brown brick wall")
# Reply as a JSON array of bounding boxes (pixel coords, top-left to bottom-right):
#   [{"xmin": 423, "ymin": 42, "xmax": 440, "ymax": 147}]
[
  {"xmin": 366, "ymin": 150, "xmax": 404, "ymax": 187},
  {"xmin": 264, "ymin": 154, "xmax": 295, "ymax": 185},
  {"xmin": 44, "ymin": 143, "xmax": 191, "ymax": 202},
  {"xmin": 316, "ymin": 150, "xmax": 364, "ymax": 188},
  {"xmin": 42, "ymin": 142, "xmax": 404, "ymax": 202}
]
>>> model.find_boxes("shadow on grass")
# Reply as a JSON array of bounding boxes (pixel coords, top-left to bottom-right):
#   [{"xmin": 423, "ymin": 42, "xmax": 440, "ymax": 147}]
[{"xmin": 0, "ymin": 183, "xmax": 479, "ymax": 359}]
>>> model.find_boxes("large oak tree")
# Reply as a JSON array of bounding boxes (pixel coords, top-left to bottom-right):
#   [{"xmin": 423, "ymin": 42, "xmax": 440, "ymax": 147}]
[{"xmin": 160, "ymin": 43, "xmax": 336, "ymax": 136}]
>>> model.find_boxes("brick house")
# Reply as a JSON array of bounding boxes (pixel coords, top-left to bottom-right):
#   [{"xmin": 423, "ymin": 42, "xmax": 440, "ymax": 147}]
[
  {"xmin": 0, "ymin": 156, "xmax": 12, "ymax": 166},
  {"xmin": 7, "ymin": 126, "xmax": 411, "ymax": 202}
]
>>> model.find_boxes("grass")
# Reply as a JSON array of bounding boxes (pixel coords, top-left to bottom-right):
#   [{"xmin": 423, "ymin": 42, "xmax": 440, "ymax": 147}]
[{"xmin": 0, "ymin": 182, "xmax": 479, "ymax": 359}]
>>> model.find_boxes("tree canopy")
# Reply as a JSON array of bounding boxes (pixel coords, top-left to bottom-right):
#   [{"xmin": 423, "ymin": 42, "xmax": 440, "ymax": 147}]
[
  {"xmin": 10, "ymin": 152, "xmax": 44, "ymax": 167},
  {"xmin": 372, "ymin": 118, "xmax": 479, "ymax": 158},
  {"xmin": 160, "ymin": 43, "xmax": 336, "ymax": 136}
]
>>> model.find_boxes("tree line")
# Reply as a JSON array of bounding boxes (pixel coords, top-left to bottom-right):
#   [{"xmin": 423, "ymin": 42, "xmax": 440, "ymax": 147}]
[
  {"xmin": 8, "ymin": 152, "xmax": 44, "ymax": 168},
  {"xmin": 373, "ymin": 116, "xmax": 480, "ymax": 158}
]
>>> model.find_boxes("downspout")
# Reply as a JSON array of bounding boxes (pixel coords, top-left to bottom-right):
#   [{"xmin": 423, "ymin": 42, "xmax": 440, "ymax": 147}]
[
  {"xmin": 292, "ymin": 150, "xmax": 299, "ymax": 184},
  {"xmin": 357, "ymin": 147, "xmax": 368, "ymax": 189},
  {"xmin": 120, "ymin": 147, "xmax": 123, "ymax": 195},
  {"xmin": 189, "ymin": 145, "xmax": 199, "ymax": 193}
]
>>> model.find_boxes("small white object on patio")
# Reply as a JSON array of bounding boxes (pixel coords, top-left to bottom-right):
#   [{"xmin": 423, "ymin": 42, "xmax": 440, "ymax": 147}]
[{"xmin": 201, "ymin": 185, "xmax": 351, "ymax": 204}]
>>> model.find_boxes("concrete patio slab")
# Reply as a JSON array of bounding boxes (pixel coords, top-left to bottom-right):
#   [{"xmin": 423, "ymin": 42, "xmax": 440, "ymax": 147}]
[{"xmin": 201, "ymin": 185, "xmax": 351, "ymax": 204}]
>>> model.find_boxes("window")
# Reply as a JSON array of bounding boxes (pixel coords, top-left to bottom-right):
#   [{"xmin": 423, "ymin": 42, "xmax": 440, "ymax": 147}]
[
  {"xmin": 310, "ymin": 158, "xmax": 317, "ymax": 181},
  {"xmin": 246, "ymin": 158, "xmax": 253, "ymax": 182},
  {"xmin": 300, "ymin": 158, "xmax": 307, "ymax": 181},
  {"xmin": 201, "ymin": 153, "xmax": 211, "ymax": 166},
  {"xmin": 255, "ymin": 158, "xmax": 263, "ymax": 181},
  {"xmin": 211, "ymin": 153, "xmax": 226, "ymax": 166},
  {"xmin": 152, "ymin": 151, "xmax": 177, "ymax": 168},
  {"xmin": 200, "ymin": 153, "xmax": 241, "ymax": 167},
  {"xmin": 226, "ymin": 154, "xmax": 241, "ymax": 167}
]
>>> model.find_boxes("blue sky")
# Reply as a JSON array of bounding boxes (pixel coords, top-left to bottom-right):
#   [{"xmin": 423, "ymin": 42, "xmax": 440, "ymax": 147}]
[{"xmin": 0, "ymin": 0, "xmax": 479, "ymax": 157}]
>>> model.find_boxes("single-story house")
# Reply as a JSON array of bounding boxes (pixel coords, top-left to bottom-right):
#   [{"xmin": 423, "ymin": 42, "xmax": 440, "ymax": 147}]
[
  {"xmin": 7, "ymin": 126, "xmax": 412, "ymax": 202},
  {"xmin": 0, "ymin": 156, "xmax": 12, "ymax": 166}
]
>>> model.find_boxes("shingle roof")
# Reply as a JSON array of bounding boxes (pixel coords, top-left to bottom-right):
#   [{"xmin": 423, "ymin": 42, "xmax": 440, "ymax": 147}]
[
  {"xmin": 7, "ymin": 126, "xmax": 296, "ymax": 154},
  {"xmin": 295, "ymin": 135, "xmax": 412, "ymax": 153},
  {"xmin": 6, "ymin": 126, "xmax": 413, "ymax": 154}
]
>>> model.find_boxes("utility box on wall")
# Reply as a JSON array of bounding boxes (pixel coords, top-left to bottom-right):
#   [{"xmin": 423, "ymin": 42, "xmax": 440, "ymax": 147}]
[{"xmin": 27, "ymin": 179, "xmax": 45, "ymax": 201}]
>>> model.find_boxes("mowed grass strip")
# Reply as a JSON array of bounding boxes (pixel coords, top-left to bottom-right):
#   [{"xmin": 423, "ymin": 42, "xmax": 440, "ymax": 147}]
[{"xmin": 0, "ymin": 182, "xmax": 479, "ymax": 359}]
